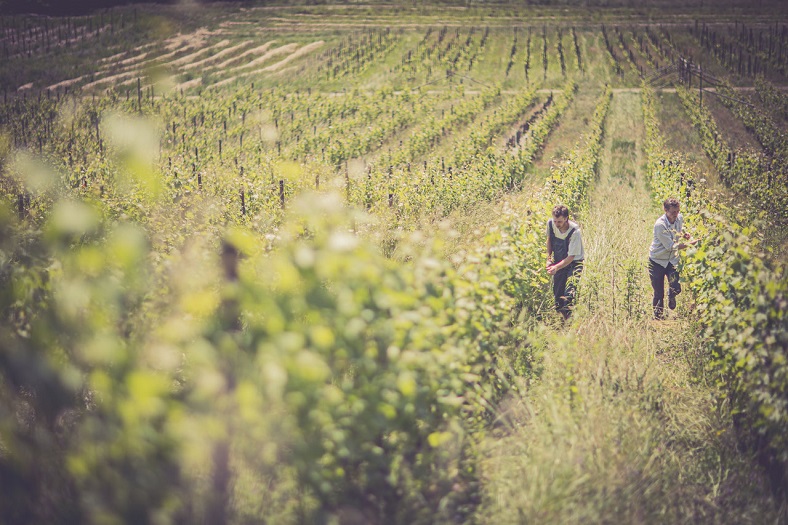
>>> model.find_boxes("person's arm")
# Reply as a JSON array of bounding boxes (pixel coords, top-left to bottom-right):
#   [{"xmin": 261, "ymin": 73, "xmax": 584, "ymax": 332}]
[
  {"xmin": 662, "ymin": 218, "xmax": 696, "ymax": 251},
  {"xmin": 567, "ymin": 229, "xmax": 583, "ymax": 260},
  {"xmin": 546, "ymin": 222, "xmax": 553, "ymax": 268},
  {"xmin": 547, "ymin": 255, "xmax": 575, "ymax": 275},
  {"xmin": 676, "ymin": 232, "xmax": 698, "ymax": 250},
  {"xmin": 675, "ymin": 215, "xmax": 691, "ymax": 250},
  {"xmin": 655, "ymin": 222, "xmax": 675, "ymax": 253},
  {"xmin": 546, "ymin": 237, "xmax": 553, "ymax": 267}
]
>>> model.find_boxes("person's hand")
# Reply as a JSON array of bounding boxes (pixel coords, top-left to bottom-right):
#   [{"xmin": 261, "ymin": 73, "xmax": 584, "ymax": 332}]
[
  {"xmin": 546, "ymin": 264, "xmax": 557, "ymax": 275},
  {"xmin": 682, "ymin": 232, "xmax": 699, "ymax": 245},
  {"xmin": 677, "ymin": 232, "xmax": 699, "ymax": 250}
]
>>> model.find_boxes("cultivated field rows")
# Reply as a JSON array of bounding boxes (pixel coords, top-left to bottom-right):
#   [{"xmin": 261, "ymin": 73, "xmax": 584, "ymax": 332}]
[{"xmin": 1, "ymin": 4, "xmax": 787, "ymax": 523}]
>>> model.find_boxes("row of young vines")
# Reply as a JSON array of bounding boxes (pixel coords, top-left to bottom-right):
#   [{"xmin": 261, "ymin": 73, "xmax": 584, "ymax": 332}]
[
  {"xmin": 0, "ymin": 72, "xmax": 609, "ymax": 523},
  {"xmin": 674, "ymin": 84, "xmax": 788, "ymax": 221},
  {"xmin": 642, "ymin": 84, "xmax": 788, "ymax": 495}
]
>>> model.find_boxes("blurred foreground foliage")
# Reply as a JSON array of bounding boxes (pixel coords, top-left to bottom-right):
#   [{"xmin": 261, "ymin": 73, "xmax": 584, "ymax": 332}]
[
  {"xmin": 642, "ymin": 85, "xmax": 788, "ymax": 502},
  {"xmin": 0, "ymin": 155, "xmax": 549, "ymax": 523},
  {"xmin": 0, "ymin": 82, "xmax": 627, "ymax": 524}
]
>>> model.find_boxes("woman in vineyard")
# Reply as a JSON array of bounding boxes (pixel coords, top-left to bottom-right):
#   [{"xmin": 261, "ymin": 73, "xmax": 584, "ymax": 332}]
[
  {"xmin": 546, "ymin": 205, "xmax": 585, "ymax": 321},
  {"xmin": 648, "ymin": 197, "xmax": 695, "ymax": 320}
]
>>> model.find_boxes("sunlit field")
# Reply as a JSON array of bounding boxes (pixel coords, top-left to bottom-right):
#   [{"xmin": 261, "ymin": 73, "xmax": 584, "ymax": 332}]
[{"xmin": 1, "ymin": 1, "xmax": 787, "ymax": 523}]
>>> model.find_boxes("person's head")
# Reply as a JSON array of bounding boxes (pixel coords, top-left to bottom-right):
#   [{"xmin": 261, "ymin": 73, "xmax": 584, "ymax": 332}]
[
  {"xmin": 663, "ymin": 198, "xmax": 680, "ymax": 222},
  {"xmin": 552, "ymin": 204, "xmax": 570, "ymax": 229}
]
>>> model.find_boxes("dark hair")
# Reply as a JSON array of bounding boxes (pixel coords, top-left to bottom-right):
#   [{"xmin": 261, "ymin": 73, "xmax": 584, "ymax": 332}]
[
  {"xmin": 552, "ymin": 205, "xmax": 569, "ymax": 218},
  {"xmin": 663, "ymin": 198, "xmax": 680, "ymax": 210}
]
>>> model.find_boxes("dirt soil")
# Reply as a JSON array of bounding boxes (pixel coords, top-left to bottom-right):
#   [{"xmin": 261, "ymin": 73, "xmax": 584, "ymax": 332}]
[{"xmin": 704, "ymin": 91, "xmax": 764, "ymax": 152}]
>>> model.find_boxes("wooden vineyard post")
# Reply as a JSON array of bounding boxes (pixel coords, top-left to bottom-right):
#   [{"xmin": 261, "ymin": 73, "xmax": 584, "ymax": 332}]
[
  {"xmin": 205, "ymin": 238, "xmax": 241, "ymax": 525},
  {"xmin": 345, "ymin": 161, "xmax": 350, "ymax": 203},
  {"xmin": 365, "ymin": 168, "xmax": 372, "ymax": 210},
  {"xmin": 543, "ymin": 24, "xmax": 548, "ymax": 82},
  {"xmin": 279, "ymin": 180, "xmax": 285, "ymax": 209}
]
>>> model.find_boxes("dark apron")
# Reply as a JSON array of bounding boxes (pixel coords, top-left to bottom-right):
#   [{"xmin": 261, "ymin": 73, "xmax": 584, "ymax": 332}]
[
  {"xmin": 549, "ymin": 220, "xmax": 583, "ymax": 313},
  {"xmin": 549, "ymin": 219, "xmax": 575, "ymax": 263}
]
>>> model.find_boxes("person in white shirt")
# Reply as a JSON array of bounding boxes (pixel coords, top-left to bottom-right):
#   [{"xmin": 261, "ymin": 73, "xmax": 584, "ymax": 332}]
[
  {"xmin": 546, "ymin": 204, "xmax": 584, "ymax": 320},
  {"xmin": 648, "ymin": 197, "xmax": 695, "ymax": 320}
]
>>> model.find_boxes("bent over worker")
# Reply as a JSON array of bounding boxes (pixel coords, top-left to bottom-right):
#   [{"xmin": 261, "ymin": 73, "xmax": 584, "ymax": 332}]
[{"xmin": 546, "ymin": 205, "xmax": 585, "ymax": 320}]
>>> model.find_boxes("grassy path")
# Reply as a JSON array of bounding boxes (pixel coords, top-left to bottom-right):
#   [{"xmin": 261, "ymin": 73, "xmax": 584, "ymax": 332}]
[{"xmin": 476, "ymin": 91, "xmax": 778, "ymax": 523}]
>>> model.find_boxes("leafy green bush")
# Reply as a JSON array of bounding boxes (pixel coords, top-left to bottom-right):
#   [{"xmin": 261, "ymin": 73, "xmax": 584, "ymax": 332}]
[
  {"xmin": 1, "ymin": 172, "xmax": 556, "ymax": 523},
  {"xmin": 642, "ymin": 84, "xmax": 788, "ymax": 496}
]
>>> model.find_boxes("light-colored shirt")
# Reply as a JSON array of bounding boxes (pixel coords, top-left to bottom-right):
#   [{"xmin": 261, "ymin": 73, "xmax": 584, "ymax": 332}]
[
  {"xmin": 649, "ymin": 213, "xmax": 683, "ymax": 267},
  {"xmin": 547, "ymin": 219, "xmax": 584, "ymax": 261}
]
